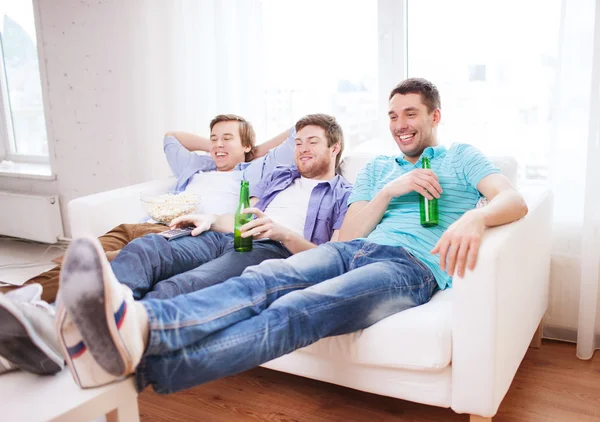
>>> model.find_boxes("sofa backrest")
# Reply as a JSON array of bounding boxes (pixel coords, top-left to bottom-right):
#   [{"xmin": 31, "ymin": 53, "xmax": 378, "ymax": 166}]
[{"xmin": 339, "ymin": 153, "xmax": 518, "ymax": 186}]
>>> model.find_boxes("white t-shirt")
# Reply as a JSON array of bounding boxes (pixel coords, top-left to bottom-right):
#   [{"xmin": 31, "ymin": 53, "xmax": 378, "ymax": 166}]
[
  {"xmin": 185, "ymin": 170, "xmax": 243, "ymax": 215},
  {"xmin": 264, "ymin": 177, "xmax": 322, "ymax": 237}
]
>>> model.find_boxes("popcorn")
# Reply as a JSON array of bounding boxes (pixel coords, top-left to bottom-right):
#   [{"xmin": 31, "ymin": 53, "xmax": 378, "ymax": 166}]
[{"xmin": 142, "ymin": 192, "xmax": 201, "ymax": 224}]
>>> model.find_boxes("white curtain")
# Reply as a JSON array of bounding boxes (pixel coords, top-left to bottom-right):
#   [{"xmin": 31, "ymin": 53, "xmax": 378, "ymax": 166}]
[
  {"xmin": 576, "ymin": 0, "xmax": 600, "ymax": 359},
  {"xmin": 121, "ymin": 0, "xmax": 264, "ymax": 182},
  {"xmin": 527, "ymin": 0, "xmax": 600, "ymax": 359}
]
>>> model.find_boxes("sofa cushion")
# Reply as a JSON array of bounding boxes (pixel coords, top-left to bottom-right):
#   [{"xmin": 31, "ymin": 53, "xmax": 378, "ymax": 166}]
[
  {"xmin": 340, "ymin": 152, "xmax": 518, "ymax": 186},
  {"xmin": 296, "ymin": 289, "xmax": 452, "ymax": 371}
]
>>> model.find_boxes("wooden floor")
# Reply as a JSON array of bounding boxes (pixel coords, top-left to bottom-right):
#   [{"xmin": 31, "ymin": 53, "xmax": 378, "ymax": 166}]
[{"xmin": 138, "ymin": 340, "xmax": 600, "ymax": 421}]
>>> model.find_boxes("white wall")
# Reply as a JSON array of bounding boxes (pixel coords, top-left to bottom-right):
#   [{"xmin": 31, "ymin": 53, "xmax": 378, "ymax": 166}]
[{"xmin": 34, "ymin": 0, "xmax": 174, "ymax": 235}]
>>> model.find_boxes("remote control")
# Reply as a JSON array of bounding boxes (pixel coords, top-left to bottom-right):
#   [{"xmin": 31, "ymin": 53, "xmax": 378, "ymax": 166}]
[{"xmin": 158, "ymin": 227, "xmax": 194, "ymax": 241}]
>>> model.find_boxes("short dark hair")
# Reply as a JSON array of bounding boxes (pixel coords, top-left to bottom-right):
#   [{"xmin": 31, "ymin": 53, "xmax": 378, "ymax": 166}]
[
  {"xmin": 389, "ymin": 78, "xmax": 441, "ymax": 113},
  {"xmin": 210, "ymin": 114, "xmax": 256, "ymax": 162},
  {"xmin": 295, "ymin": 113, "xmax": 344, "ymax": 169}
]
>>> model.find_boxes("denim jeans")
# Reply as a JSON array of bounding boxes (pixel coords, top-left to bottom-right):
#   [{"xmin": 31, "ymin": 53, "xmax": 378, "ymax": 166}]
[
  {"xmin": 135, "ymin": 239, "xmax": 438, "ymax": 393},
  {"xmin": 111, "ymin": 232, "xmax": 291, "ymax": 299}
]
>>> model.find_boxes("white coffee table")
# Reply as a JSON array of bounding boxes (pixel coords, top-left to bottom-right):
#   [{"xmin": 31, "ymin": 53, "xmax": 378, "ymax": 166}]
[{"xmin": 0, "ymin": 369, "xmax": 139, "ymax": 422}]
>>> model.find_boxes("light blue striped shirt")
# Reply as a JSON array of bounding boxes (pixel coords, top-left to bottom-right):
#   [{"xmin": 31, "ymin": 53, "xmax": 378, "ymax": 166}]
[{"xmin": 348, "ymin": 144, "xmax": 500, "ymax": 289}]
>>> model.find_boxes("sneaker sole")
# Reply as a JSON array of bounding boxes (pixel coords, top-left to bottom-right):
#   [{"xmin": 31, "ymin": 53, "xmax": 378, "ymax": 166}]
[
  {"xmin": 0, "ymin": 295, "xmax": 64, "ymax": 375},
  {"xmin": 60, "ymin": 238, "xmax": 128, "ymax": 376}
]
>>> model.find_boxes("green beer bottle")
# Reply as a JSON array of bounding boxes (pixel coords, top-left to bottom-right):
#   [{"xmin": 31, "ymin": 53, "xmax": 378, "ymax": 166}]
[
  {"xmin": 234, "ymin": 180, "xmax": 253, "ymax": 252},
  {"xmin": 419, "ymin": 157, "xmax": 439, "ymax": 227}
]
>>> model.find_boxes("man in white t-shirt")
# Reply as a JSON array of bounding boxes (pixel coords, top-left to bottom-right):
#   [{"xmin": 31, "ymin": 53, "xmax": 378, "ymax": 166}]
[{"xmin": 3, "ymin": 115, "xmax": 295, "ymax": 304}]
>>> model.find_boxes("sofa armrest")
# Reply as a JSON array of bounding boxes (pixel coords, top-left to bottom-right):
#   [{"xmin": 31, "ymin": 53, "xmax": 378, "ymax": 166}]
[
  {"xmin": 68, "ymin": 178, "xmax": 175, "ymax": 238},
  {"xmin": 451, "ymin": 185, "xmax": 553, "ymax": 417}
]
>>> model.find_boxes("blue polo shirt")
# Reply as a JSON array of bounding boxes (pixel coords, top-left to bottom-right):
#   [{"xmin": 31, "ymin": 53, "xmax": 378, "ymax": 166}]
[{"xmin": 348, "ymin": 143, "xmax": 500, "ymax": 289}]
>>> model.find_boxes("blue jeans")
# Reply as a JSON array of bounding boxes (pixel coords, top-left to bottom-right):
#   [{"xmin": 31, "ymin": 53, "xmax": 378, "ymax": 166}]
[
  {"xmin": 111, "ymin": 232, "xmax": 292, "ymax": 299},
  {"xmin": 135, "ymin": 239, "xmax": 438, "ymax": 393}
]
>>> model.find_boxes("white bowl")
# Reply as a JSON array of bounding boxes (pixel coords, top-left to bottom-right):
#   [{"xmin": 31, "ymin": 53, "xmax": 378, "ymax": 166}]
[{"xmin": 140, "ymin": 192, "xmax": 202, "ymax": 225}]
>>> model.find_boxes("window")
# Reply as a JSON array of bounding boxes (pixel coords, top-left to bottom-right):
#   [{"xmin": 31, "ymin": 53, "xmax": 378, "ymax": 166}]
[
  {"xmin": 0, "ymin": 0, "xmax": 48, "ymax": 161},
  {"xmin": 407, "ymin": 0, "xmax": 562, "ymax": 181},
  {"xmin": 260, "ymin": 0, "xmax": 379, "ymax": 152}
]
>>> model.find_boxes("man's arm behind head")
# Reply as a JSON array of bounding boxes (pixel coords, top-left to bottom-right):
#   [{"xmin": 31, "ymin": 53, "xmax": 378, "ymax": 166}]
[{"xmin": 253, "ymin": 128, "xmax": 293, "ymax": 159}]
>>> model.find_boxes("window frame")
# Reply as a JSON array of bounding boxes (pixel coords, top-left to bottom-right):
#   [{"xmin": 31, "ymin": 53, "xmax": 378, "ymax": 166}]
[
  {"xmin": 377, "ymin": 0, "xmax": 408, "ymax": 143},
  {"xmin": 0, "ymin": 0, "xmax": 50, "ymax": 166}
]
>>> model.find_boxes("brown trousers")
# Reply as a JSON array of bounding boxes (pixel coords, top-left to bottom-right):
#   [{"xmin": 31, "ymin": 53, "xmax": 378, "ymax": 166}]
[{"xmin": 0, "ymin": 223, "xmax": 167, "ymax": 303}]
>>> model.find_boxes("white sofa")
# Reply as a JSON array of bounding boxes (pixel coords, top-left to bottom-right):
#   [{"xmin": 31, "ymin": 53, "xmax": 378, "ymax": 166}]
[{"xmin": 68, "ymin": 153, "xmax": 553, "ymax": 421}]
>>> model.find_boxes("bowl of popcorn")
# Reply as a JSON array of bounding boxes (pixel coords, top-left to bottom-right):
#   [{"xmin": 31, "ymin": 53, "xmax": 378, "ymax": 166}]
[{"xmin": 140, "ymin": 192, "xmax": 202, "ymax": 225}]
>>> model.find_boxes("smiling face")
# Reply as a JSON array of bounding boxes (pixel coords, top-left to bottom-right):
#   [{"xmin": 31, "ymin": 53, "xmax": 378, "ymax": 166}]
[
  {"xmin": 388, "ymin": 93, "xmax": 441, "ymax": 163},
  {"xmin": 294, "ymin": 125, "xmax": 339, "ymax": 180},
  {"xmin": 210, "ymin": 120, "xmax": 251, "ymax": 171}
]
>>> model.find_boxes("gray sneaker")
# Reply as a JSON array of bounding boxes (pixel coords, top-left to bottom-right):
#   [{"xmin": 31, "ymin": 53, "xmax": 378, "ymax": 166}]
[
  {"xmin": 0, "ymin": 284, "xmax": 46, "ymax": 375},
  {"xmin": 0, "ymin": 288, "xmax": 64, "ymax": 375}
]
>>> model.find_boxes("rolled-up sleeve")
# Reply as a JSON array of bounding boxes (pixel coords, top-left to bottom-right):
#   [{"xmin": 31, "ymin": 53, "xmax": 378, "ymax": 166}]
[
  {"xmin": 333, "ymin": 187, "xmax": 353, "ymax": 230},
  {"xmin": 460, "ymin": 144, "xmax": 501, "ymax": 190},
  {"xmin": 267, "ymin": 127, "xmax": 296, "ymax": 168},
  {"xmin": 163, "ymin": 135, "xmax": 216, "ymax": 177},
  {"xmin": 258, "ymin": 128, "xmax": 296, "ymax": 176}
]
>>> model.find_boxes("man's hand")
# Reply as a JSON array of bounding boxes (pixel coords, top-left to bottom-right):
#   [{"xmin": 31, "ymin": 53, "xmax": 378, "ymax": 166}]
[
  {"xmin": 240, "ymin": 208, "xmax": 292, "ymax": 242},
  {"xmin": 170, "ymin": 214, "xmax": 216, "ymax": 236},
  {"xmin": 383, "ymin": 169, "xmax": 443, "ymax": 200},
  {"xmin": 431, "ymin": 209, "xmax": 486, "ymax": 278}
]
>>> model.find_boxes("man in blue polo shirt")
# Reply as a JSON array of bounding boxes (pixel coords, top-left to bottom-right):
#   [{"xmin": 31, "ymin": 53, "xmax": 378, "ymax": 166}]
[{"xmin": 53, "ymin": 78, "xmax": 528, "ymax": 393}]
